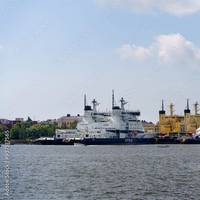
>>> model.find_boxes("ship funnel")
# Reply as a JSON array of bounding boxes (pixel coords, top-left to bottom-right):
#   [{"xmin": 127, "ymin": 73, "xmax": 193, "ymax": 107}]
[
  {"xmin": 84, "ymin": 94, "xmax": 92, "ymax": 111},
  {"xmin": 184, "ymin": 99, "xmax": 190, "ymax": 114},
  {"xmin": 159, "ymin": 99, "xmax": 165, "ymax": 115}
]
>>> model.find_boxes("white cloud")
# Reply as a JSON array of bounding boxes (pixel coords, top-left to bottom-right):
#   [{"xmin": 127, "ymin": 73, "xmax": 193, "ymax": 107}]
[
  {"xmin": 96, "ymin": 0, "xmax": 200, "ymax": 16},
  {"xmin": 116, "ymin": 33, "xmax": 200, "ymax": 67},
  {"xmin": 116, "ymin": 44, "xmax": 152, "ymax": 60}
]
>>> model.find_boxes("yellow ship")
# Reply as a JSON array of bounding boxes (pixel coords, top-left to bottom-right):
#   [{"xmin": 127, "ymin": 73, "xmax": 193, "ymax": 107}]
[{"xmin": 158, "ymin": 100, "xmax": 200, "ymax": 135}]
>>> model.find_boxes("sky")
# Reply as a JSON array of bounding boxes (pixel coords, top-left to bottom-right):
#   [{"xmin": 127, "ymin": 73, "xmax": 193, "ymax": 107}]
[{"xmin": 1, "ymin": 0, "xmax": 200, "ymax": 122}]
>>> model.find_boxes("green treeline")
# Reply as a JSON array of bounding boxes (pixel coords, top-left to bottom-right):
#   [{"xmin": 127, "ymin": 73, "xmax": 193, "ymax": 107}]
[
  {"xmin": 0, "ymin": 117, "xmax": 79, "ymax": 142},
  {"xmin": 10, "ymin": 123, "xmax": 56, "ymax": 140},
  {"xmin": 0, "ymin": 119, "xmax": 57, "ymax": 141}
]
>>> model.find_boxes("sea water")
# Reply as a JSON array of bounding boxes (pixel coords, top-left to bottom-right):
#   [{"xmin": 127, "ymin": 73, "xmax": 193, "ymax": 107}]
[{"xmin": 0, "ymin": 145, "xmax": 200, "ymax": 200}]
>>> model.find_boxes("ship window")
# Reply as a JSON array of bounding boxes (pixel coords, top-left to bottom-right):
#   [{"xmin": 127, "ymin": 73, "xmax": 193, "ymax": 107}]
[{"xmin": 57, "ymin": 135, "xmax": 60, "ymax": 138}]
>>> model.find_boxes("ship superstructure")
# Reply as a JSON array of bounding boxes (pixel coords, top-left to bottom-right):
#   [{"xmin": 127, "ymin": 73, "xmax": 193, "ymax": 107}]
[
  {"xmin": 76, "ymin": 94, "xmax": 114, "ymax": 138},
  {"xmin": 77, "ymin": 91, "xmax": 145, "ymax": 139}
]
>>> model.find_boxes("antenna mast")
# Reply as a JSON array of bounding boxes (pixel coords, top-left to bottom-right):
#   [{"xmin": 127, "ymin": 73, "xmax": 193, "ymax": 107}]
[
  {"xmin": 120, "ymin": 97, "xmax": 128, "ymax": 111},
  {"xmin": 186, "ymin": 99, "xmax": 190, "ymax": 110},
  {"xmin": 92, "ymin": 99, "xmax": 99, "ymax": 112},
  {"xmin": 169, "ymin": 103, "xmax": 175, "ymax": 116},
  {"xmin": 84, "ymin": 94, "xmax": 87, "ymax": 109},
  {"xmin": 112, "ymin": 90, "xmax": 115, "ymax": 109},
  {"xmin": 161, "ymin": 99, "xmax": 164, "ymax": 111},
  {"xmin": 194, "ymin": 101, "xmax": 199, "ymax": 115}
]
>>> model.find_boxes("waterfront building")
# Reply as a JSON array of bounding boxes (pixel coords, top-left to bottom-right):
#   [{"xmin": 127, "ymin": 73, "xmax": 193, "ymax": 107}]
[
  {"xmin": 142, "ymin": 120, "xmax": 156, "ymax": 133},
  {"xmin": 15, "ymin": 118, "xmax": 24, "ymax": 122},
  {"xmin": 0, "ymin": 119, "xmax": 13, "ymax": 125},
  {"xmin": 57, "ymin": 114, "xmax": 82, "ymax": 129}
]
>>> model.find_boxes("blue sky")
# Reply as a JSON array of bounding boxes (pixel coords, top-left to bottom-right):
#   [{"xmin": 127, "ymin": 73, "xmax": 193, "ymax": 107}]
[{"xmin": 1, "ymin": 0, "xmax": 200, "ymax": 122}]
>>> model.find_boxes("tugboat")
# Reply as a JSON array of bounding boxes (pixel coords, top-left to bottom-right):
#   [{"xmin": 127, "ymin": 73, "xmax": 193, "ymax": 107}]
[{"xmin": 76, "ymin": 91, "xmax": 156, "ymax": 145}]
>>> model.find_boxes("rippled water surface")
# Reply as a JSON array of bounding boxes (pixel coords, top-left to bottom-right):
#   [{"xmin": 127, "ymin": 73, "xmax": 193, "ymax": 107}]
[{"xmin": 0, "ymin": 145, "xmax": 200, "ymax": 200}]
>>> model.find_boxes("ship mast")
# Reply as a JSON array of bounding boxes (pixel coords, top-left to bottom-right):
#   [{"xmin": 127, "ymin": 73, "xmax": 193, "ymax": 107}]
[
  {"xmin": 112, "ymin": 89, "xmax": 115, "ymax": 109},
  {"xmin": 161, "ymin": 99, "xmax": 164, "ymax": 111},
  {"xmin": 184, "ymin": 98, "xmax": 191, "ymax": 114},
  {"xmin": 186, "ymin": 99, "xmax": 190, "ymax": 110},
  {"xmin": 92, "ymin": 99, "xmax": 99, "ymax": 112},
  {"xmin": 120, "ymin": 97, "xmax": 128, "ymax": 111},
  {"xmin": 84, "ymin": 94, "xmax": 87, "ymax": 109},
  {"xmin": 169, "ymin": 103, "xmax": 175, "ymax": 116},
  {"xmin": 194, "ymin": 101, "xmax": 199, "ymax": 115}
]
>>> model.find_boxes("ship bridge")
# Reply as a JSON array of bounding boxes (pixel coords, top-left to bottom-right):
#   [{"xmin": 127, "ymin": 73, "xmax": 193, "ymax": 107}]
[{"xmin": 122, "ymin": 110, "xmax": 141, "ymax": 116}]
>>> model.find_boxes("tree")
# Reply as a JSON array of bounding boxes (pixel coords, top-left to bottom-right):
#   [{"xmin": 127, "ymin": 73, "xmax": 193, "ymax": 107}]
[
  {"xmin": 10, "ymin": 123, "xmax": 27, "ymax": 140},
  {"xmin": 27, "ymin": 117, "xmax": 32, "ymax": 122},
  {"xmin": 26, "ymin": 124, "xmax": 55, "ymax": 139},
  {"xmin": 9, "ymin": 121, "xmax": 56, "ymax": 140},
  {"xmin": 0, "ymin": 132, "xmax": 4, "ymax": 142},
  {"xmin": 0, "ymin": 124, "xmax": 8, "ymax": 142}
]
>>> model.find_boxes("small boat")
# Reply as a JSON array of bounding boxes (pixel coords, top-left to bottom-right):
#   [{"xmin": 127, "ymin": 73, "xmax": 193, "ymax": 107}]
[
  {"xmin": 33, "ymin": 137, "xmax": 75, "ymax": 145},
  {"xmin": 74, "ymin": 142, "xmax": 85, "ymax": 146}
]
